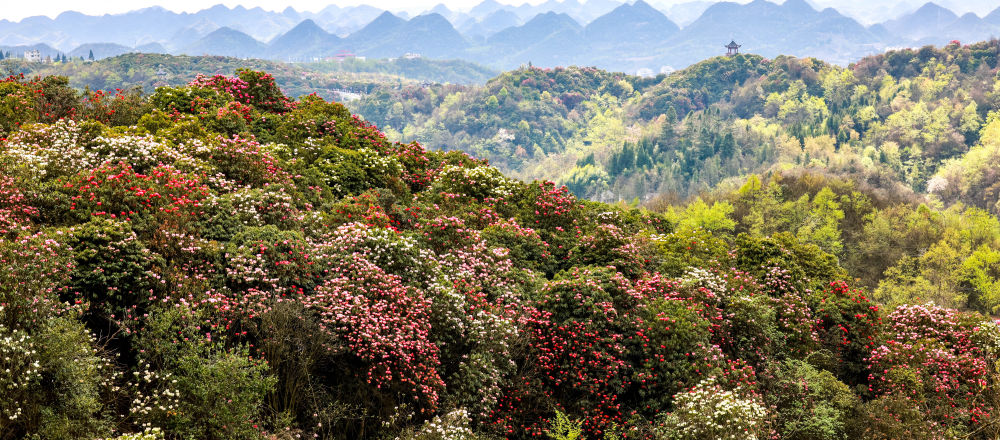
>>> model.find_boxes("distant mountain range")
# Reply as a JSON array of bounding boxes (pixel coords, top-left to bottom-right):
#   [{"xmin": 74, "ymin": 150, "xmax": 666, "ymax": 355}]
[{"xmin": 3, "ymin": 0, "xmax": 1000, "ymax": 74}]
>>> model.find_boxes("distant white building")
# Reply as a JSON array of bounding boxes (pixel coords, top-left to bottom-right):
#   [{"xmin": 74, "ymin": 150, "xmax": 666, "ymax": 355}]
[
  {"xmin": 636, "ymin": 68, "xmax": 655, "ymax": 78},
  {"xmin": 23, "ymin": 49, "xmax": 41, "ymax": 63},
  {"xmin": 402, "ymin": 52, "xmax": 421, "ymax": 60}
]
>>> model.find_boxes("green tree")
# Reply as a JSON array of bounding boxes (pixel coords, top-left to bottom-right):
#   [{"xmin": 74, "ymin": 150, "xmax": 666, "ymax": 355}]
[{"xmin": 797, "ymin": 187, "xmax": 845, "ymax": 255}]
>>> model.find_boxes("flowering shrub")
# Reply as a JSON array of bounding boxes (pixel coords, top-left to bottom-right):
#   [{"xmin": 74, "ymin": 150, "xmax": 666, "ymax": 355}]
[
  {"xmin": 656, "ymin": 377, "xmax": 768, "ymax": 440},
  {"xmin": 2, "ymin": 68, "xmax": 999, "ymax": 440},
  {"xmin": 0, "ymin": 79, "xmax": 38, "ymax": 136},
  {"xmin": 396, "ymin": 408, "xmax": 477, "ymax": 440},
  {"xmin": 64, "ymin": 218, "xmax": 164, "ymax": 327},
  {"xmin": 0, "ymin": 322, "xmax": 41, "ymax": 427},
  {"xmin": 304, "ymin": 254, "xmax": 444, "ymax": 410},
  {"xmin": 867, "ymin": 303, "xmax": 997, "ymax": 429},
  {"xmin": 103, "ymin": 428, "xmax": 164, "ymax": 440},
  {"xmin": 80, "ymin": 87, "xmax": 151, "ymax": 127},
  {"xmin": 812, "ymin": 280, "xmax": 881, "ymax": 385},
  {"xmin": 767, "ymin": 360, "xmax": 858, "ymax": 440},
  {"xmin": 0, "ymin": 172, "xmax": 37, "ymax": 236},
  {"xmin": 431, "ymin": 165, "xmax": 516, "ymax": 201},
  {"xmin": 0, "ymin": 314, "xmax": 108, "ymax": 439},
  {"xmin": 631, "ymin": 285, "xmax": 723, "ymax": 415}
]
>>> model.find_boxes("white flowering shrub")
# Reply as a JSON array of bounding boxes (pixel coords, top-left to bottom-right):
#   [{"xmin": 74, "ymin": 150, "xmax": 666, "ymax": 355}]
[
  {"xmin": 127, "ymin": 361, "xmax": 180, "ymax": 420},
  {"xmin": 396, "ymin": 408, "xmax": 476, "ymax": 440},
  {"xmin": 679, "ymin": 267, "xmax": 729, "ymax": 299},
  {"xmin": 104, "ymin": 427, "xmax": 165, "ymax": 440},
  {"xmin": 656, "ymin": 377, "xmax": 769, "ymax": 440},
  {"xmin": 0, "ymin": 312, "xmax": 109, "ymax": 439},
  {"xmin": 322, "ymin": 222, "xmax": 431, "ymax": 283},
  {"xmin": 4, "ymin": 119, "xmax": 94, "ymax": 179},
  {"xmin": 3, "ymin": 120, "xmax": 196, "ymax": 180},
  {"xmin": 0, "ymin": 322, "xmax": 41, "ymax": 424},
  {"xmin": 432, "ymin": 165, "xmax": 517, "ymax": 200}
]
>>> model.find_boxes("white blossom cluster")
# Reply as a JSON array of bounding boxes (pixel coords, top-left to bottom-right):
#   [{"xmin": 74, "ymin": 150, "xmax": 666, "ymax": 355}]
[
  {"xmin": 103, "ymin": 427, "xmax": 164, "ymax": 440},
  {"xmin": 128, "ymin": 362, "xmax": 180, "ymax": 418},
  {"xmin": 0, "ymin": 321, "xmax": 41, "ymax": 422},
  {"xmin": 323, "ymin": 223, "xmax": 429, "ymax": 281},
  {"xmin": 356, "ymin": 147, "xmax": 403, "ymax": 176},
  {"xmin": 3, "ymin": 120, "xmax": 199, "ymax": 179},
  {"xmin": 88, "ymin": 135, "xmax": 182, "ymax": 172},
  {"xmin": 401, "ymin": 408, "xmax": 475, "ymax": 440},
  {"xmin": 680, "ymin": 267, "xmax": 729, "ymax": 299},
  {"xmin": 4, "ymin": 119, "xmax": 90, "ymax": 177},
  {"xmin": 659, "ymin": 377, "xmax": 768, "ymax": 440},
  {"xmin": 435, "ymin": 165, "xmax": 517, "ymax": 199}
]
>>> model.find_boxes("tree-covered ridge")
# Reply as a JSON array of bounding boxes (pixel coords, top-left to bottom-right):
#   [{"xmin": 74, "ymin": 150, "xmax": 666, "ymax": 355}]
[
  {"xmin": 1, "ymin": 69, "xmax": 999, "ymax": 440},
  {"xmin": 351, "ymin": 41, "xmax": 1000, "ymax": 208},
  {"xmin": 1, "ymin": 53, "xmax": 495, "ymax": 104}
]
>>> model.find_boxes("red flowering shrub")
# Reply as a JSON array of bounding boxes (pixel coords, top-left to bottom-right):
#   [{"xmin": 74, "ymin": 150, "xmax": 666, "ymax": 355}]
[
  {"xmin": 813, "ymin": 280, "xmax": 882, "ymax": 386},
  {"xmin": 79, "ymin": 87, "xmax": 150, "ymax": 127},
  {"xmin": 0, "ymin": 79, "xmax": 39, "ymax": 136},
  {"xmin": 61, "ymin": 162, "xmax": 210, "ymax": 234},
  {"xmin": 630, "ymin": 292, "xmax": 721, "ymax": 416},
  {"xmin": 0, "ymin": 230, "xmax": 79, "ymax": 327},
  {"xmin": 199, "ymin": 135, "xmax": 288, "ymax": 187},
  {"xmin": 492, "ymin": 267, "xmax": 636, "ymax": 437}
]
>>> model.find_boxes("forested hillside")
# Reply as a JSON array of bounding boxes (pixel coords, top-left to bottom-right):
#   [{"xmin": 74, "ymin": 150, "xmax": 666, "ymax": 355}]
[
  {"xmin": 1, "ymin": 64, "xmax": 999, "ymax": 440},
  {"xmin": 352, "ymin": 40, "xmax": 1000, "ymax": 208},
  {"xmin": 0, "ymin": 53, "xmax": 494, "ymax": 103}
]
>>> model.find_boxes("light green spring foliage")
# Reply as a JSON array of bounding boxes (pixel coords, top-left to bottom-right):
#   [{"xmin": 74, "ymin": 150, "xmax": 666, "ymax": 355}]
[
  {"xmin": 669, "ymin": 198, "xmax": 736, "ymax": 233},
  {"xmin": 546, "ymin": 411, "xmax": 583, "ymax": 440},
  {"xmin": 665, "ymin": 171, "xmax": 1000, "ymax": 313}
]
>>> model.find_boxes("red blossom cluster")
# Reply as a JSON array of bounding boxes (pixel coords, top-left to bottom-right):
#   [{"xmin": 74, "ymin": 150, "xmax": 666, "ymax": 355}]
[{"xmin": 63, "ymin": 162, "xmax": 209, "ymax": 222}]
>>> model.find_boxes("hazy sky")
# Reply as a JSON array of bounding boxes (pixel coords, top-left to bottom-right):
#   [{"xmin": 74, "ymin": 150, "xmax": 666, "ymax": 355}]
[
  {"xmin": 3, "ymin": 0, "xmax": 998, "ymax": 23},
  {"xmin": 1, "ymin": 0, "xmax": 579, "ymax": 21},
  {"xmin": 1, "ymin": 0, "xmax": 741, "ymax": 21}
]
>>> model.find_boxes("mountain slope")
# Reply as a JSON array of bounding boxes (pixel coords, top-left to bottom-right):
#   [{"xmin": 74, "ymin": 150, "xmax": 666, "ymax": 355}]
[
  {"xmin": 181, "ymin": 27, "xmax": 268, "ymax": 58},
  {"xmin": 347, "ymin": 12, "xmax": 469, "ymax": 59},
  {"xmin": 585, "ymin": 0, "xmax": 680, "ymax": 44},
  {"xmin": 661, "ymin": 0, "xmax": 882, "ymax": 66},
  {"xmin": 484, "ymin": 12, "xmax": 586, "ymax": 68},
  {"xmin": 882, "ymin": 2, "xmax": 960, "ymax": 41},
  {"xmin": 267, "ymin": 19, "xmax": 343, "ymax": 61}
]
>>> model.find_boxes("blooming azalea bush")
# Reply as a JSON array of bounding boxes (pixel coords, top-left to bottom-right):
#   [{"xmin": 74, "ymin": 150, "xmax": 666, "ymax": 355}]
[
  {"xmin": 655, "ymin": 377, "xmax": 769, "ymax": 440},
  {"xmin": 1, "ymin": 69, "xmax": 999, "ymax": 440},
  {"xmin": 867, "ymin": 303, "xmax": 999, "ymax": 431}
]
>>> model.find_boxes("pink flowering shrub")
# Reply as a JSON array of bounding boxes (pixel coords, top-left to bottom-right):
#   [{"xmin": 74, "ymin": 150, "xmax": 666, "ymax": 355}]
[
  {"xmin": 0, "ymin": 172, "xmax": 37, "ymax": 236},
  {"xmin": 868, "ymin": 303, "xmax": 997, "ymax": 429},
  {"xmin": 304, "ymin": 254, "xmax": 444, "ymax": 410}
]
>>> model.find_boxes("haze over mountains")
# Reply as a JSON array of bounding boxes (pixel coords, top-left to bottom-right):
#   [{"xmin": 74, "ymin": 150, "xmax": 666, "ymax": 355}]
[{"xmin": 3, "ymin": 0, "xmax": 1000, "ymax": 74}]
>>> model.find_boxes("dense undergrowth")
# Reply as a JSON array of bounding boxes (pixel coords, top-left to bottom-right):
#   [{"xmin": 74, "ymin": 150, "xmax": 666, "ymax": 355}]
[{"xmin": 0, "ymin": 68, "xmax": 999, "ymax": 440}]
